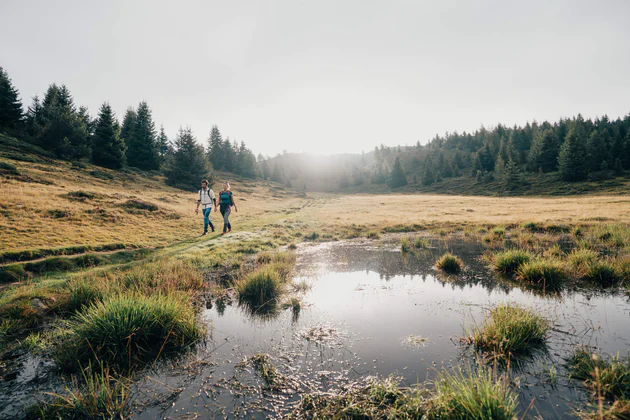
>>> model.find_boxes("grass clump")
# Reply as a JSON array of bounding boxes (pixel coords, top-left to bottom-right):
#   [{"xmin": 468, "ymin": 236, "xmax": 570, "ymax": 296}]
[
  {"xmin": 236, "ymin": 265, "xmax": 284, "ymax": 308},
  {"xmin": 491, "ymin": 249, "xmax": 532, "ymax": 274},
  {"xmin": 121, "ymin": 199, "xmax": 158, "ymax": 212},
  {"xmin": 515, "ymin": 258, "xmax": 566, "ymax": 290},
  {"xmin": 54, "ymin": 293, "xmax": 202, "ymax": 370},
  {"xmin": 401, "ymin": 237, "xmax": 411, "ymax": 253},
  {"xmin": 467, "ymin": 304, "xmax": 549, "ymax": 357},
  {"xmin": 583, "ymin": 260, "xmax": 621, "ymax": 286},
  {"xmin": 568, "ymin": 248, "xmax": 599, "ymax": 271},
  {"xmin": 427, "ymin": 365, "xmax": 518, "ymax": 420},
  {"xmin": 436, "ymin": 253, "xmax": 463, "ymax": 274},
  {"xmin": 32, "ymin": 365, "xmax": 130, "ymax": 419},
  {"xmin": 366, "ymin": 230, "xmax": 381, "ymax": 239},
  {"xmin": 567, "ymin": 347, "xmax": 630, "ymax": 401}
]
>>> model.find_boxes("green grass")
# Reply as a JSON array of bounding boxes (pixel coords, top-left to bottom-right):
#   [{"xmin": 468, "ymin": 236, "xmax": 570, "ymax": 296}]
[
  {"xmin": 436, "ymin": 253, "xmax": 463, "ymax": 274},
  {"xmin": 583, "ymin": 260, "xmax": 622, "ymax": 286},
  {"xmin": 366, "ymin": 230, "xmax": 381, "ymax": 239},
  {"xmin": 236, "ymin": 265, "xmax": 285, "ymax": 308},
  {"xmin": 250, "ymin": 353, "xmax": 285, "ymax": 389},
  {"xmin": 568, "ymin": 248, "xmax": 599, "ymax": 271},
  {"xmin": 401, "ymin": 237, "xmax": 411, "ymax": 253},
  {"xmin": 53, "ymin": 293, "xmax": 202, "ymax": 370},
  {"xmin": 491, "ymin": 249, "xmax": 532, "ymax": 274},
  {"xmin": 567, "ymin": 348, "xmax": 630, "ymax": 401},
  {"xmin": 468, "ymin": 304, "xmax": 549, "ymax": 357},
  {"xmin": 515, "ymin": 258, "xmax": 566, "ymax": 290},
  {"xmin": 31, "ymin": 364, "xmax": 130, "ymax": 419},
  {"xmin": 428, "ymin": 365, "xmax": 519, "ymax": 420}
]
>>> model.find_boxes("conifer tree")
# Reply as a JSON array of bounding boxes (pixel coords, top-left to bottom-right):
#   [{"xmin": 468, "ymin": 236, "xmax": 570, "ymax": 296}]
[
  {"xmin": 623, "ymin": 130, "xmax": 630, "ymax": 170},
  {"xmin": 271, "ymin": 164, "xmax": 283, "ymax": 183},
  {"xmin": 157, "ymin": 125, "xmax": 170, "ymax": 167},
  {"xmin": 222, "ymin": 138, "xmax": 236, "ymax": 172},
  {"xmin": 25, "ymin": 96, "xmax": 44, "ymax": 137},
  {"xmin": 119, "ymin": 108, "xmax": 136, "ymax": 145},
  {"xmin": 558, "ymin": 127, "xmax": 588, "ymax": 181},
  {"xmin": 127, "ymin": 101, "xmax": 158, "ymax": 170},
  {"xmin": 528, "ymin": 129, "xmax": 559, "ymax": 172},
  {"xmin": 388, "ymin": 156, "xmax": 407, "ymax": 188},
  {"xmin": 207, "ymin": 125, "xmax": 224, "ymax": 169},
  {"xmin": 422, "ymin": 158, "xmax": 435, "ymax": 185},
  {"xmin": 91, "ymin": 103, "xmax": 126, "ymax": 169},
  {"xmin": 613, "ymin": 158, "xmax": 623, "ymax": 176},
  {"xmin": 0, "ymin": 66, "xmax": 24, "ymax": 130},
  {"xmin": 165, "ymin": 127, "xmax": 213, "ymax": 190},
  {"xmin": 502, "ymin": 157, "xmax": 520, "ymax": 190}
]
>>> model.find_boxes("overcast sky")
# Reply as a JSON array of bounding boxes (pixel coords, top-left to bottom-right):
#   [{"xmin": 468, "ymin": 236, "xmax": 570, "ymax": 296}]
[{"xmin": 2, "ymin": 0, "xmax": 629, "ymax": 156}]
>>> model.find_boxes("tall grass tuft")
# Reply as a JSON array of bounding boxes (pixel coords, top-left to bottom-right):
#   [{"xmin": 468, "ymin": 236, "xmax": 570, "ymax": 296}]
[
  {"xmin": 491, "ymin": 249, "xmax": 532, "ymax": 274},
  {"xmin": 515, "ymin": 258, "xmax": 566, "ymax": 290},
  {"xmin": 400, "ymin": 237, "xmax": 411, "ymax": 253},
  {"xmin": 428, "ymin": 365, "xmax": 519, "ymax": 420},
  {"xmin": 583, "ymin": 260, "xmax": 621, "ymax": 286},
  {"xmin": 32, "ymin": 364, "xmax": 129, "ymax": 419},
  {"xmin": 567, "ymin": 347, "xmax": 630, "ymax": 401},
  {"xmin": 568, "ymin": 248, "xmax": 599, "ymax": 271},
  {"xmin": 468, "ymin": 304, "xmax": 549, "ymax": 357},
  {"xmin": 436, "ymin": 253, "xmax": 464, "ymax": 274},
  {"xmin": 54, "ymin": 293, "xmax": 202, "ymax": 370},
  {"xmin": 236, "ymin": 265, "xmax": 284, "ymax": 308}
]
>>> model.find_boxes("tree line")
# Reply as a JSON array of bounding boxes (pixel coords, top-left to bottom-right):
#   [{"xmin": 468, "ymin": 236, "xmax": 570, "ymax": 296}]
[{"xmin": 0, "ymin": 66, "xmax": 260, "ymax": 190}]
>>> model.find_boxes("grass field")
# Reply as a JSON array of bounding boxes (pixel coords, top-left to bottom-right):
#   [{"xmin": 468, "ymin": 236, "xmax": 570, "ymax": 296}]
[{"xmin": 1, "ymin": 135, "xmax": 630, "ymax": 418}]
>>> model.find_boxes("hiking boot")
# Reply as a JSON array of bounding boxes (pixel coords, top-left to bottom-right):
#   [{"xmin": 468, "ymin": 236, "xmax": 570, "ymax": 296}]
[
  {"xmin": 202, "ymin": 231, "xmax": 208, "ymax": 236},
  {"xmin": 221, "ymin": 232, "xmax": 225, "ymax": 235},
  {"xmin": 228, "ymin": 228, "xmax": 232, "ymax": 232}
]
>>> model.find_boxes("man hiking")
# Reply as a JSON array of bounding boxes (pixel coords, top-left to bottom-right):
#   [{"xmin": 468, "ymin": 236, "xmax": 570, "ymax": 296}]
[
  {"xmin": 195, "ymin": 179, "xmax": 217, "ymax": 235},
  {"xmin": 218, "ymin": 182, "xmax": 237, "ymax": 235}
]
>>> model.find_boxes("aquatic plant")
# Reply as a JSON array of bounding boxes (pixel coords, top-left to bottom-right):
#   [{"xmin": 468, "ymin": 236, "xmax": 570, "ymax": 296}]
[
  {"xmin": 32, "ymin": 364, "xmax": 130, "ymax": 419},
  {"xmin": 515, "ymin": 258, "xmax": 566, "ymax": 289},
  {"xmin": 428, "ymin": 365, "xmax": 519, "ymax": 420},
  {"xmin": 236, "ymin": 265, "xmax": 284, "ymax": 308},
  {"xmin": 583, "ymin": 260, "xmax": 621, "ymax": 286},
  {"xmin": 249, "ymin": 353, "xmax": 285, "ymax": 389},
  {"xmin": 54, "ymin": 293, "xmax": 202, "ymax": 370},
  {"xmin": 436, "ymin": 253, "xmax": 463, "ymax": 274},
  {"xmin": 490, "ymin": 249, "xmax": 532, "ymax": 274},
  {"xmin": 401, "ymin": 237, "xmax": 411, "ymax": 253},
  {"xmin": 567, "ymin": 347, "xmax": 630, "ymax": 401},
  {"xmin": 467, "ymin": 304, "xmax": 549, "ymax": 357}
]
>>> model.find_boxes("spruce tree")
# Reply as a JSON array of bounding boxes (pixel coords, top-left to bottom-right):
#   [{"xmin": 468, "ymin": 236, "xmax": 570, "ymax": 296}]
[
  {"xmin": 207, "ymin": 125, "xmax": 224, "ymax": 169},
  {"xmin": 127, "ymin": 101, "xmax": 158, "ymax": 170},
  {"xmin": 222, "ymin": 138, "xmax": 236, "ymax": 172},
  {"xmin": 558, "ymin": 127, "xmax": 588, "ymax": 181},
  {"xmin": 502, "ymin": 157, "xmax": 520, "ymax": 190},
  {"xmin": 613, "ymin": 158, "xmax": 623, "ymax": 176},
  {"xmin": 91, "ymin": 103, "xmax": 126, "ymax": 169},
  {"xmin": 422, "ymin": 158, "xmax": 435, "ymax": 185},
  {"xmin": 0, "ymin": 66, "xmax": 24, "ymax": 130},
  {"xmin": 157, "ymin": 125, "xmax": 170, "ymax": 167},
  {"xmin": 165, "ymin": 127, "xmax": 213, "ymax": 190},
  {"xmin": 623, "ymin": 130, "xmax": 630, "ymax": 170},
  {"xmin": 388, "ymin": 157, "xmax": 407, "ymax": 188},
  {"xmin": 528, "ymin": 129, "xmax": 559, "ymax": 172},
  {"xmin": 271, "ymin": 164, "xmax": 283, "ymax": 183},
  {"xmin": 25, "ymin": 96, "xmax": 44, "ymax": 137},
  {"xmin": 119, "ymin": 108, "xmax": 136, "ymax": 144}
]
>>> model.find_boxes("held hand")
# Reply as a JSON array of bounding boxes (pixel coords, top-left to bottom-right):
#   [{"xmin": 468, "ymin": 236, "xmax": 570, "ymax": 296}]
[
  {"xmin": 195, "ymin": 209, "xmax": 198, "ymax": 215},
  {"xmin": 234, "ymin": 207, "xmax": 238, "ymax": 213}
]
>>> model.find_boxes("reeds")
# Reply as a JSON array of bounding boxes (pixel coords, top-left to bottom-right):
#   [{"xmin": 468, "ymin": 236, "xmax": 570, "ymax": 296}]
[
  {"xmin": 515, "ymin": 258, "xmax": 566, "ymax": 290},
  {"xmin": 491, "ymin": 249, "xmax": 532, "ymax": 274}
]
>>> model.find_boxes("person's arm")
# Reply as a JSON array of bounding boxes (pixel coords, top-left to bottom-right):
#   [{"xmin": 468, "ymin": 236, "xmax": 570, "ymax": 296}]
[
  {"xmin": 230, "ymin": 192, "xmax": 237, "ymax": 212},
  {"xmin": 195, "ymin": 191, "xmax": 201, "ymax": 214},
  {"xmin": 212, "ymin": 190, "xmax": 217, "ymax": 211}
]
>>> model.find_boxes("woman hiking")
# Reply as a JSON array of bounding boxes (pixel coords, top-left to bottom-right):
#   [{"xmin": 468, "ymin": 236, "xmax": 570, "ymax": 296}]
[
  {"xmin": 195, "ymin": 179, "xmax": 217, "ymax": 235},
  {"xmin": 217, "ymin": 182, "xmax": 237, "ymax": 235}
]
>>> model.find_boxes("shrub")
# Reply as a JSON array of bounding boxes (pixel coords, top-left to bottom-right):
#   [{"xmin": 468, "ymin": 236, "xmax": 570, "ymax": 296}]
[
  {"xmin": 236, "ymin": 266, "xmax": 284, "ymax": 308},
  {"xmin": 468, "ymin": 304, "xmax": 549, "ymax": 356},
  {"xmin": 0, "ymin": 161, "xmax": 18, "ymax": 174},
  {"xmin": 89, "ymin": 169, "xmax": 114, "ymax": 180},
  {"xmin": 54, "ymin": 293, "xmax": 202, "ymax": 370},
  {"xmin": 515, "ymin": 258, "xmax": 566, "ymax": 290},
  {"xmin": 436, "ymin": 253, "xmax": 463, "ymax": 274},
  {"xmin": 491, "ymin": 249, "xmax": 532, "ymax": 274},
  {"xmin": 522, "ymin": 221, "xmax": 539, "ymax": 232},
  {"xmin": 366, "ymin": 231, "xmax": 380, "ymax": 240},
  {"xmin": 121, "ymin": 199, "xmax": 158, "ymax": 212}
]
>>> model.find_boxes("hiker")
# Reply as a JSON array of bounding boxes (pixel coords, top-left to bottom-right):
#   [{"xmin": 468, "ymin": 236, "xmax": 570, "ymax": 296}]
[
  {"xmin": 217, "ymin": 182, "xmax": 237, "ymax": 235},
  {"xmin": 195, "ymin": 179, "xmax": 217, "ymax": 235}
]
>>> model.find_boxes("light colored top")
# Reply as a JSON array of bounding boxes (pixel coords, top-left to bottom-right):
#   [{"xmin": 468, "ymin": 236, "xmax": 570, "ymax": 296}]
[{"xmin": 198, "ymin": 188, "xmax": 216, "ymax": 209}]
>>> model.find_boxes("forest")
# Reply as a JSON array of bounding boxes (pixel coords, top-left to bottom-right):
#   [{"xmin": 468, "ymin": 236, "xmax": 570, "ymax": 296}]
[{"xmin": 0, "ymin": 66, "xmax": 258, "ymax": 190}]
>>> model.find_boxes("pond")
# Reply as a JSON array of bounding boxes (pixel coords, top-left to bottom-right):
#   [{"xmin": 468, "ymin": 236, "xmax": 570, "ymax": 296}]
[{"xmin": 133, "ymin": 238, "xmax": 630, "ymax": 419}]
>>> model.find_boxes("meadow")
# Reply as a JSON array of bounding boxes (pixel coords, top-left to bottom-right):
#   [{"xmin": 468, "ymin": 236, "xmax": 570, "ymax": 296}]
[{"xmin": 1, "ymin": 142, "xmax": 630, "ymax": 419}]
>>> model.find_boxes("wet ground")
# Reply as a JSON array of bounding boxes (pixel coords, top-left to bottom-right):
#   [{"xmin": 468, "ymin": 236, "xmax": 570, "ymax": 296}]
[
  {"xmin": 2, "ymin": 237, "xmax": 629, "ymax": 419},
  {"xmin": 132, "ymin": 238, "xmax": 630, "ymax": 419}
]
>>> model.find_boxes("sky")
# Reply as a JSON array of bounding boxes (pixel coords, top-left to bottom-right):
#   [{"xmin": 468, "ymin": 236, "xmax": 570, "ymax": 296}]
[{"xmin": 1, "ymin": 0, "xmax": 630, "ymax": 156}]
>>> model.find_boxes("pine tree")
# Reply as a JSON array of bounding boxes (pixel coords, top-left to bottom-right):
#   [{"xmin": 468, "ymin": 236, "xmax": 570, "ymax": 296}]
[
  {"xmin": 157, "ymin": 125, "xmax": 170, "ymax": 167},
  {"xmin": 528, "ymin": 129, "xmax": 559, "ymax": 172},
  {"xmin": 91, "ymin": 103, "xmax": 126, "ymax": 169},
  {"xmin": 623, "ymin": 130, "xmax": 630, "ymax": 170},
  {"xmin": 127, "ymin": 101, "xmax": 158, "ymax": 170},
  {"xmin": 558, "ymin": 127, "xmax": 588, "ymax": 181},
  {"xmin": 422, "ymin": 158, "xmax": 435, "ymax": 186},
  {"xmin": 388, "ymin": 157, "xmax": 407, "ymax": 188},
  {"xmin": 613, "ymin": 158, "xmax": 623, "ymax": 176},
  {"xmin": 260, "ymin": 159, "xmax": 271, "ymax": 180},
  {"xmin": 586, "ymin": 130, "xmax": 607, "ymax": 172},
  {"xmin": 0, "ymin": 66, "xmax": 24, "ymax": 130},
  {"xmin": 25, "ymin": 96, "xmax": 44, "ymax": 137},
  {"xmin": 222, "ymin": 138, "xmax": 236, "ymax": 172},
  {"xmin": 271, "ymin": 164, "xmax": 283, "ymax": 183},
  {"xmin": 77, "ymin": 106, "xmax": 95, "ymax": 136},
  {"xmin": 206, "ymin": 125, "xmax": 224, "ymax": 169},
  {"xmin": 165, "ymin": 127, "xmax": 213, "ymax": 190},
  {"xmin": 119, "ymin": 108, "xmax": 136, "ymax": 145},
  {"xmin": 502, "ymin": 157, "xmax": 520, "ymax": 190}
]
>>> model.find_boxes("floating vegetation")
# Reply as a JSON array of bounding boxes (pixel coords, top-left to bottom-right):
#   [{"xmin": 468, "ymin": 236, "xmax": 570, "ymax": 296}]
[
  {"xmin": 299, "ymin": 324, "xmax": 345, "ymax": 344},
  {"xmin": 402, "ymin": 335, "xmax": 429, "ymax": 348}
]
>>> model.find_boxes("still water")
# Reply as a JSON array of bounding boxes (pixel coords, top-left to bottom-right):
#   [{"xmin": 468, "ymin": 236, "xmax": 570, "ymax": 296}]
[{"xmin": 135, "ymin": 239, "xmax": 630, "ymax": 419}]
